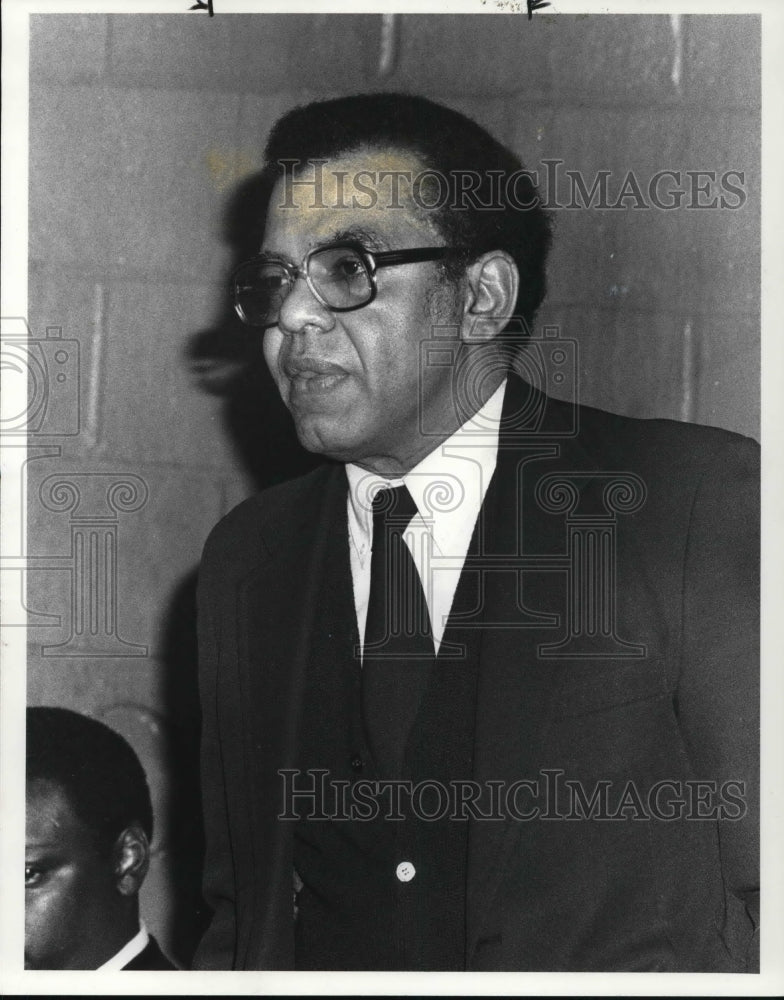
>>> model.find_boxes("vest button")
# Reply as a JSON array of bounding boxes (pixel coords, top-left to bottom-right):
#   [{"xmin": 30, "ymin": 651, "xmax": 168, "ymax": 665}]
[
  {"xmin": 396, "ymin": 861, "xmax": 416, "ymax": 882},
  {"xmin": 350, "ymin": 754, "xmax": 364, "ymax": 772}
]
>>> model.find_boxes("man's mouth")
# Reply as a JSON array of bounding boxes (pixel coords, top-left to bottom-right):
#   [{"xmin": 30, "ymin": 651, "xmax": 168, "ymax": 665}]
[{"xmin": 284, "ymin": 360, "xmax": 350, "ymax": 396}]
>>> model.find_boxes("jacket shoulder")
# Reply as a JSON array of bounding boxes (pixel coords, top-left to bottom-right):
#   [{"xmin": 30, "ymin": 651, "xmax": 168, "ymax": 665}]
[
  {"xmin": 561, "ymin": 396, "xmax": 759, "ymax": 476},
  {"xmin": 200, "ymin": 462, "xmax": 340, "ymax": 572}
]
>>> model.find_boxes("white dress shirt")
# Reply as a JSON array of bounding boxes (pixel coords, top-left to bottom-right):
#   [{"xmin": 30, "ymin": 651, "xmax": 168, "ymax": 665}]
[
  {"xmin": 346, "ymin": 379, "xmax": 506, "ymax": 656},
  {"xmin": 95, "ymin": 921, "xmax": 148, "ymax": 971}
]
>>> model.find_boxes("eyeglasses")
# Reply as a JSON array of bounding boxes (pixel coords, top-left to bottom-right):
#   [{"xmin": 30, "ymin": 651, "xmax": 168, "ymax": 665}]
[{"xmin": 231, "ymin": 240, "xmax": 459, "ymax": 329}]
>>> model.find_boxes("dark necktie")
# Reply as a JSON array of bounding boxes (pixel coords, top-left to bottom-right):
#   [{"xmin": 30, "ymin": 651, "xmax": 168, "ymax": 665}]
[{"xmin": 362, "ymin": 485, "xmax": 435, "ymax": 777}]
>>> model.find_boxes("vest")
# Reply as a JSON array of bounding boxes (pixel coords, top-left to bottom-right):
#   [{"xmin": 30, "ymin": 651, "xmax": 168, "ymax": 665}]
[{"xmin": 292, "ymin": 510, "xmax": 483, "ymax": 970}]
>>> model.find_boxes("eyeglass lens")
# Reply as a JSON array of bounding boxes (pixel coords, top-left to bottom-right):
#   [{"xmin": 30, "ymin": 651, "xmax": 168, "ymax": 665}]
[{"xmin": 234, "ymin": 245, "xmax": 374, "ymax": 327}]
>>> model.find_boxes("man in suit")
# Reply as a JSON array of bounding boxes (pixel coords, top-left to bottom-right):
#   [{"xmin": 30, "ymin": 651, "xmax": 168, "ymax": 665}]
[
  {"xmin": 25, "ymin": 707, "xmax": 176, "ymax": 970},
  {"xmin": 194, "ymin": 94, "xmax": 759, "ymax": 972}
]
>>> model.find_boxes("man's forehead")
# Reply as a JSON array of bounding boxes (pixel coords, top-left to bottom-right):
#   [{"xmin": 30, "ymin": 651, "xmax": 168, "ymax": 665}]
[
  {"xmin": 264, "ymin": 144, "xmax": 438, "ymax": 250},
  {"xmin": 26, "ymin": 779, "xmax": 85, "ymax": 842},
  {"xmin": 281, "ymin": 144, "xmax": 427, "ymax": 201}
]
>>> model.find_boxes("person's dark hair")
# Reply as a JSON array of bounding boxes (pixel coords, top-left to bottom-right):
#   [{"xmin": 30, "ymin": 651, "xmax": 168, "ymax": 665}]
[
  {"xmin": 259, "ymin": 92, "xmax": 553, "ymax": 332},
  {"xmin": 26, "ymin": 707, "xmax": 153, "ymax": 852}
]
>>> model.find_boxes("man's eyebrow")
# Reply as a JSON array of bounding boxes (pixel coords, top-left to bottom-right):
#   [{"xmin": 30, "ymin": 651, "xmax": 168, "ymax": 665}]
[
  {"xmin": 325, "ymin": 227, "xmax": 389, "ymax": 252},
  {"xmin": 259, "ymin": 226, "xmax": 390, "ymax": 261}
]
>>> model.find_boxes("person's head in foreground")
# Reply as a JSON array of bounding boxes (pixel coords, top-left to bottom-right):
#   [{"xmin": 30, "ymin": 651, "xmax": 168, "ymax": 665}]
[
  {"xmin": 25, "ymin": 706, "xmax": 157, "ymax": 970},
  {"xmin": 231, "ymin": 92, "xmax": 552, "ymax": 477}
]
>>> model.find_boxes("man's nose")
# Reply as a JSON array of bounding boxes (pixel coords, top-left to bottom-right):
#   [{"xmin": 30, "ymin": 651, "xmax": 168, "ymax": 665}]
[{"xmin": 276, "ymin": 274, "xmax": 335, "ymax": 336}]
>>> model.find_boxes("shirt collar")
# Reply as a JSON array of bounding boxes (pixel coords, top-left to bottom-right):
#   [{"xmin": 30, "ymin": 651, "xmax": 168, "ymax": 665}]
[
  {"xmin": 346, "ymin": 378, "xmax": 506, "ymax": 563},
  {"xmin": 95, "ymin": 921, "xmax": 149, "ymax": 971}
]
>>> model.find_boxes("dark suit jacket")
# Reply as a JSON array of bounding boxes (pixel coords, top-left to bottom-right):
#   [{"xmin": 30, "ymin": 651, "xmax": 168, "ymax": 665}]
[
  {"xmin": 193, "ymin": 376, "xmax": 759, "ymax": 972},
  {"xmin": 122, "ymin": 935, "xmax": 176, "ymax": 970}
]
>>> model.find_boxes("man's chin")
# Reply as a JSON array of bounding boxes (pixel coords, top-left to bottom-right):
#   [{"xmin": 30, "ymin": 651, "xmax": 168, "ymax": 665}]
[
  {"xmin": 293, "ymin": 422, "xmax": 367, "ymax": 464},
  {"xmin": 297, "ymin": 434, "xmax": 357, "ymax": 464}
]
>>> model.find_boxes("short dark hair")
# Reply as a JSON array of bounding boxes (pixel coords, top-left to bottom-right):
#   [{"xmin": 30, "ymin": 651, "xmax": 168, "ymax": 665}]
[
  {"xmin": 26, "ymin": 707, "xmax": 154, "ymax": 851},
  {"xmin": 260, "ymin": 92, "xmax": 553, "ymax": 332}
]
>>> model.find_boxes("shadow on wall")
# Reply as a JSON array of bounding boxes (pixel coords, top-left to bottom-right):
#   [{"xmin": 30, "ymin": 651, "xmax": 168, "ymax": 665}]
[
  {"xmin": 188, "ymin": 169, "xmax": 320, "ymax": 492},
  {"xmin": 159, "ymin": 171, "xmax": 318, "ymax": 966}
]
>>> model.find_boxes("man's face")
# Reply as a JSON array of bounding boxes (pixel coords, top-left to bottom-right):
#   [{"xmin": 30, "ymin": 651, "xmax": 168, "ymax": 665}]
[
  {"xmin": 261, "ymin": 145, "xmax": 466, "ymax": 473},
  {"xmin": 25, "ymin": 779, "xmax": 118, "ymax": 969}
]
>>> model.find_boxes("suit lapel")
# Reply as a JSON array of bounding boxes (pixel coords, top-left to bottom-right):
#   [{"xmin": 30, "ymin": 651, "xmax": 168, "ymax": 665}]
[
  {"xmin": 240, "ymin": 462, "xmax": 349, "ymax": 775},
  {"xmin": 465, "ymin": 375, "xmax": 596, "ymax": 963}
]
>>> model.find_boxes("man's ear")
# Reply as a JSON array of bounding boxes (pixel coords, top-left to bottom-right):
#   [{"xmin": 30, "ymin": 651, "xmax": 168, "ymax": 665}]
[
  {"xmin": 112, "ymin": 823, "xmax": 150, "ymax": 897},
  {"xmin": 459, "ymin": 251, "xmax": 519, "ymax": 344}
]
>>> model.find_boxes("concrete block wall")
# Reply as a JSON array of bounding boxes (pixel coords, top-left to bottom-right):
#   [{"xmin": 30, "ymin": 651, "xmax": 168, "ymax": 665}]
[{"xmin": 25, "ymin": 13, "xmax": 759, "ymax": 965}]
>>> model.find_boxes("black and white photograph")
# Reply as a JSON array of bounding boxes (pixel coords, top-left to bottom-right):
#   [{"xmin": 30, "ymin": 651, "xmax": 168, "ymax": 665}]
[{"xmin": 1, "ymin": 0, "xmax": 781, "ymax": 993}]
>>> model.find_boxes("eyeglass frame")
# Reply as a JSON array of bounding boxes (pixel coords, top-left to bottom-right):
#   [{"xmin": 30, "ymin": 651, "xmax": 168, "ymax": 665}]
[{"xmin": 231, "ymin": 239, "xmax": 466, "ymax": 329}]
